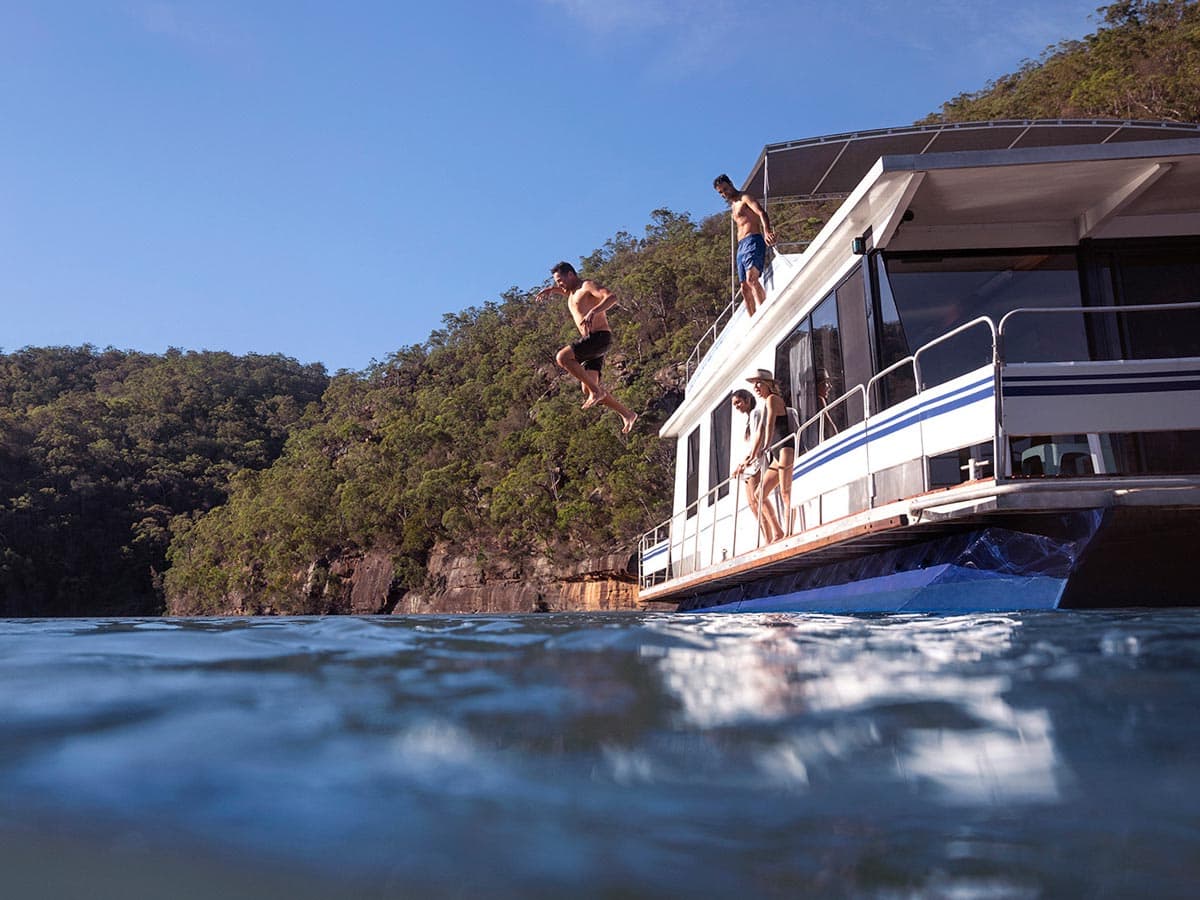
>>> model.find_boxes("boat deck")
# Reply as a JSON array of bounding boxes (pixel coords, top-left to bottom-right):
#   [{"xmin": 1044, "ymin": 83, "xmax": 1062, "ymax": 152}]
[{"xmin": 639, "ymin": 477, "xmax": 1200, "ymax": 607}]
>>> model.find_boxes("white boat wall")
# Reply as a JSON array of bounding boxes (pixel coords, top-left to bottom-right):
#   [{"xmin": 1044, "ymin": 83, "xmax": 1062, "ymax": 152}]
[{"xmin": 639, "ymin": 121, "xmax": 1200, "ymax": 612}]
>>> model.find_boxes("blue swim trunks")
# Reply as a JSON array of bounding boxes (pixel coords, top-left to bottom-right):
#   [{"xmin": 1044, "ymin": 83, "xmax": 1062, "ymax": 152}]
[{"xmin": 737, "ymin": 233, "xmax": 766, "ymax": 283}]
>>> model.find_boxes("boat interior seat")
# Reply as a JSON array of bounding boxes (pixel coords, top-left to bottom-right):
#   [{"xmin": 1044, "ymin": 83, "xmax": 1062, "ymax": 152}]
[{"xmin": 1059, "ymin": 452, "xmax": 1094, "ymax": 476}]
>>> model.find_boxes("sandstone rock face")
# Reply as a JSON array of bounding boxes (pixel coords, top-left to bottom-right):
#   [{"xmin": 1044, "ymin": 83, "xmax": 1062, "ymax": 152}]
[
  {"xmin": 396, "ymin": 542, "xmax": 640, "ymax": 614},
  {"xmin": 169, "ymin": 543, "xmax": 643, "ymax": 615}
]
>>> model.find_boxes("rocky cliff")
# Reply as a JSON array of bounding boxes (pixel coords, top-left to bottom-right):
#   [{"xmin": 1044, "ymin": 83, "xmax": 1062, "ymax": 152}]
[{"xmin": 288, "ymin": 541, "xmax": 641, "ymax": 616}]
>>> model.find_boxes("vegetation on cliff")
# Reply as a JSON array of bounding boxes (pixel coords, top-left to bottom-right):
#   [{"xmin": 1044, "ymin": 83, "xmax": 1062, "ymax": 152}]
[
  {"xmin": 0, "ymin": 348, "xmax": 327, "ymax": 615},
  {"xmin": 923, "ymin": 0, "xmax": 1200, "ymax": 123},
  {"xmin": 164, "ymin": 211, "xmax": 730, "ymax": 613},
  {"xmin": 3, "ymin": 1, "xmax": 1198, "ymax": 615}
]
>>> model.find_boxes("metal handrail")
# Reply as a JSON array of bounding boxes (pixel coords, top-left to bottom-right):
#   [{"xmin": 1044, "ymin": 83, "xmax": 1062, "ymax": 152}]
[
  {"xmin": 684, "ymin": 291, "xmax": 740, "ymax": 384},
  {"xmin": 683, "ymin": 248, "xmax": 802, "ymax": 385},
  {"xmin": 642, "ymin": 300, "xmax": 1200, "ymax": 589},
  {"xmin": 913, "ymin": 315, "xmax": 997, "ymax": 390},
  {"xmin": 641, "ymin": 317, "xmax": 1004, "ymax": 589},
  {"xmin": 997, "ymin": 300, "xmax": 1200, "ymax": 362},
  {"xmin": 792, "ymin": 384, "xmax": 866, "ymax": 451}
]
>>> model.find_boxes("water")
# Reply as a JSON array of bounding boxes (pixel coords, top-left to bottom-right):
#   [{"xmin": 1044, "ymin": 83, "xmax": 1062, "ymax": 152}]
[{"xmin": 1, "ymin": 612, "xmax": 1198, "ymax": 898}]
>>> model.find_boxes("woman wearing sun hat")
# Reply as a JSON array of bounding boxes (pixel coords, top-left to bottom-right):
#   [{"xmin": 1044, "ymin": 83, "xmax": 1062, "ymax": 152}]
[{"xmin": 745, "ymin": 368, "xmax": 794, "ymax": 542}]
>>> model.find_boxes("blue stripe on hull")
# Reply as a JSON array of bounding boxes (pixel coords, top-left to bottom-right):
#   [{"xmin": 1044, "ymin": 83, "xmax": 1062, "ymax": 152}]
[{"xmin": 697, "ymin": 565, "xmax": 1065, "ymax": 614}]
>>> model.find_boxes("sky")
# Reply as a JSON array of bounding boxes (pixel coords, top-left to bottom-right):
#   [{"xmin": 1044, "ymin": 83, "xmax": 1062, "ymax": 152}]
[{"xmin": 1, "ymin": 0, "xmax": 1107, "ymax": 373}]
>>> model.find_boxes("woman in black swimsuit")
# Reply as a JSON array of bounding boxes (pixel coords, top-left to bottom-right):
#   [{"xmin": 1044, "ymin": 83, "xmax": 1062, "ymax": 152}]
[{"xmin": 747, "ymin": 368, "xmax": 795, "ymax": 541}]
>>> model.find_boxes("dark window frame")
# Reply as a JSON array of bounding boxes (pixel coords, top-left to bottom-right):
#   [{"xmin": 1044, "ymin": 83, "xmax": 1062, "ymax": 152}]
[
  {"xmin": 685, "ymin": 426, "xmax": 700, "ymax": 518},
  {"xmin": 708, "ymin": 394, "xmax": 732, "ymax": 504}
]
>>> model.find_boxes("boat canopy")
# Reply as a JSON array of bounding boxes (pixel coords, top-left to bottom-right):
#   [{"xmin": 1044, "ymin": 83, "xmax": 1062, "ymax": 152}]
[
  {"xmin": 662, "ymin": 128, "xmax": 1200, "ymax": 439},
  {"xmin": 743, "ymin": 119, "xmax": 1200, "ymax": 202}
]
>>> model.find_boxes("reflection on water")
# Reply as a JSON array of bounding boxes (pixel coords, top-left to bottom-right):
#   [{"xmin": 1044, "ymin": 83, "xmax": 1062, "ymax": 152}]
[
  {"xmin": 649, "ymin": 614, "xmax": 1062, "ymax": 805},
  {"xmin": 1, "ymin": 611, "xmax": 1198, "ymax": 897}
]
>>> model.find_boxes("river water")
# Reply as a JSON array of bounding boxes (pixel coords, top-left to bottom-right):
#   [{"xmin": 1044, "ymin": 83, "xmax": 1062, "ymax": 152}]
[{"xmin": 1, "ymin": 611, "xmax": 1198, "ymax": 898}]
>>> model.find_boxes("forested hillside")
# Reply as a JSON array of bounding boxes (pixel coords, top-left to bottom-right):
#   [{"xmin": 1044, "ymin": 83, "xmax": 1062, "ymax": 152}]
[
  {"xmin": 923, "ymin": 0, "xmax": 1200, "ymax": 123},
  {"xmin": 0, "ymin": 349, "xmax": 327, "ymax": 615},
  {"xmin": 5, "ymin": 0, "xmax": 1198, "ymax": 615},
  {"xmin": 164, "ymin": 212, "xmax": 730, "ymax": 613}
]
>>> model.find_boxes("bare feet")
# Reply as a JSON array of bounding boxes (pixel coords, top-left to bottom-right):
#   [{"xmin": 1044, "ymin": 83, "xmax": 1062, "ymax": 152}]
[
  {"xmin": 582, "ymin": 387, "xmax": 608, "ymax": 410},
  {"xmin": 621, "ymin": 413, "xmax": 638, "ymax": 434}
]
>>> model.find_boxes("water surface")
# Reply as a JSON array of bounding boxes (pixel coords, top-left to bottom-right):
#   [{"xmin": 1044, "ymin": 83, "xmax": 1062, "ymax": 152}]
[{"xmin": 1, "ymin": 611, "xmax": 1198, "ymax": 897}]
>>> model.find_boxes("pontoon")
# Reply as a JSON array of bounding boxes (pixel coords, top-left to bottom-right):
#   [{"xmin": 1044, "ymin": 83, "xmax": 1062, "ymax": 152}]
[{"xmin": 639, "ymin": 120, "xmax": 1200, "ymax": 612}]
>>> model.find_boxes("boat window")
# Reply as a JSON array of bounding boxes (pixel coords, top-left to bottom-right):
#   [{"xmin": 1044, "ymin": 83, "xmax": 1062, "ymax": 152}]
[
  {"xmin": 775, "ymin": 290, "xmax": 852, "ymax": 454},
  {"xmin": 775, "ymin": 317, "xmax": 812, "ymax": 433},
  {"xmin": 883, "ymin": 252, "xmax": 1085, "ymax": 383},
  {"xmin": 810, "ymin": 295, "xmax": 847, "ymax": 434},
  {"xmin": 929, "ymin": 442, "xmax": 995, "ymax": 487},
  {"xmin": 685, "ymin": 427, "xmax": 700, "ymax": 518},
  {"xmin": 872, "ymin": 254, "xmax": 916, "ymax": 410},
  {"xmin": 1009, "ymin": 435, "xmax": 1093, "ymax": 478},
  {"xmin": 1011, "ymin": 430, "xmax": 1200, "ymax": 476},
  {"xmin": 708, "ymin": 395, "xmax": 732, "ymax": 504},
  {"xmin": 1107, "ymin": 245, "xmax": 1200, "ymax": 360},
  {"xmin": 835, "ymin": 267, "xmax": 868, "ymax": 426}
]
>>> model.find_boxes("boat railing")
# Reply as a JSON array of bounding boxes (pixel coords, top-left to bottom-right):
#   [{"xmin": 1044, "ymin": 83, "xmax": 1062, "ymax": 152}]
[
  {"xmin": 684, "ymin": 291, "xmax": 740, "ymax": 385},
  {"xmin": 683, "ymin": 247, "xmax": 807, "ymax": 385},
  {"xmin": 795, "ymin": 383, "xmax": 866, "ymax": 449},
  {"xmin": 641, "ymin": 317, "xmax": 1001, "ymax": 589},
  {"xmin": 640, "ymin": 301, "xmax": 1200, "ymax": 590},
  {"xmin": 995, "ymin": 300, "xmax": 1200, "ymax": 479},
  {"xmin": 913, "ymin": 316, "xmax": 998, "ymax": 391},
  {"xmin": 995, "ymin": 300, "xmax": 1200, "ymax": 360}
]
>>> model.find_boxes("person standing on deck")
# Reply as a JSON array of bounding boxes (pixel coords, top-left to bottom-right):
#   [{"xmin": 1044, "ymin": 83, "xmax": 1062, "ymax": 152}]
[
  {"xmin": 714, "ymin": 174, "xmax": 776, "ymax": 317},
  {"xmin": 747, "ymin": 368, "xmax": 793, "ymax": 542},
  {"xmin": 536, "ymin": 261, "xmax": 638, "ymax": 434},
  {"xmin": 732, "ymin": 388, "xmax": 770, "ymax": 544}
]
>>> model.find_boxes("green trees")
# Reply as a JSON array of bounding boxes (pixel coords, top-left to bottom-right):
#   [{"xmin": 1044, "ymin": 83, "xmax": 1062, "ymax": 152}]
[
  {"xmin": 0, "ymin": 348, "xmax": 327, "ymax": 615},
  {"xmin": 925, "ymin": 1, "xmax": 1200, "ymax": 123},
  {"xmin": 164, "ymin": 211, "xmax": 729, "ymax": 614},
  {"xmin": 6, "ymin": 0, "xmax": 1199, "ymax": 615}
]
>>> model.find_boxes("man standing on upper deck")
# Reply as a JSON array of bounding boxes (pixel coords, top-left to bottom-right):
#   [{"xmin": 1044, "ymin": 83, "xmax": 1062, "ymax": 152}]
[
  {"xmin": 713, "ymin": 174, "xmax": 776, "ymax": 317},
  {"xmin": 536, "ymin": 261, "xmax": 638, "ymax": 434}
]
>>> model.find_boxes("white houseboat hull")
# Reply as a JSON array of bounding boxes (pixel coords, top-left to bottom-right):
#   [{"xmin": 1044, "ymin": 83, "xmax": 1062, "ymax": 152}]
[{"xmin": 640, "ymin": 121, "xmax": 1200, "ymax": 614}]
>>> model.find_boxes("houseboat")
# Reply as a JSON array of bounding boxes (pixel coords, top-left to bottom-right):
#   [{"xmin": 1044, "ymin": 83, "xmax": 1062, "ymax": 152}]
[{"xmin": 639, "ymin": 120, "xmax": 1200, "ymax": 612}]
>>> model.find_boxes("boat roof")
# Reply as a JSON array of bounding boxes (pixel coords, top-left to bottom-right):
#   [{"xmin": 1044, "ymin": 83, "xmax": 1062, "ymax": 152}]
[
  {"xmin": 664, "ymin": 130, "xmax": 1200, "ymax": 438},
  {"xmin": 742, "ymin": 119, "xmax": 1200, "ymax": 201}
]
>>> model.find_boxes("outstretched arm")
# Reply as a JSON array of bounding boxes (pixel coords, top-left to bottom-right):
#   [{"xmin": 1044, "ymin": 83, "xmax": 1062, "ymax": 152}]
[{"xmin": 535, "ymin": 284, "xmax": 567, "ymax": 301}]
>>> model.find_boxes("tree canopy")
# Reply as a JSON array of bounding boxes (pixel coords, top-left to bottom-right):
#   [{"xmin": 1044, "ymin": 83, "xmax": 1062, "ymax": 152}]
[
  {"xmin": 4, "ymin": 0, "xmax": 1198, "ymax": 615},
  {"xmin": 164, "ymin": 211, "xmax": 731, "ymax": 613},
  {"xmin": 0, "ymin": 347, "xmax": 327, "ymax": 615},
  {"xmin": 923, "ymin": 1, "xmax": 1200, "ymax": 123}
]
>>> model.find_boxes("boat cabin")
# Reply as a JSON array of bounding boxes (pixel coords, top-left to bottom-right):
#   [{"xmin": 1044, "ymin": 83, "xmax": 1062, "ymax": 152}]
[{"xmin": 640, "ymin": 120, "xmax": 1200, "ymax": 612}]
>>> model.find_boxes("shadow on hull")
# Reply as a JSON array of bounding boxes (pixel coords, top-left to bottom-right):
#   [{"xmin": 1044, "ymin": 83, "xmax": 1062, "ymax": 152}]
[{"xmin": 675, "ymin": 508, "xmax": 1200, "ymax": 613}]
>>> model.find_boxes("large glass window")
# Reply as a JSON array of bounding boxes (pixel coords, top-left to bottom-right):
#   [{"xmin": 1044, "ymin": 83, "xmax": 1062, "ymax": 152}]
[
  {"xmin": 811, "ymin": 295, "xmax": 846, "ymax": 434},
  {"xmin": 1108, "ymin": 244, "xmax": 1200, "ymax": 359},
  {"xmin": 685, "ymin": 427, "xmax": 700, "ymax": 518},
  {"xmin": 873, "ymin": 254, "xmax": 916, "ymax": 410},
  {"xmin": 882, "ymin": 251, "xmax": 1085, "ymax": 384},
  {"xmin": 775, "ymin": 267, "xmax": 870, "ymax": 455},
  {"xmin": 708, "ymin": 396, "xmax": 732, "ymax": 503},
  {"xmin": 836, "ymin": 267, "xmax": 869, "ymax": 425},
  {"xmin": 776, "ymin": 317, "xmax": 811, "ymax": 418}
]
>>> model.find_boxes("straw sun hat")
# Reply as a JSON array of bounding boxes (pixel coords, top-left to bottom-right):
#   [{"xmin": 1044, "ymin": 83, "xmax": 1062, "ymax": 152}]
[{"xmin": 746, "ymin": 368, "xmax": 776, "ymax": 384}]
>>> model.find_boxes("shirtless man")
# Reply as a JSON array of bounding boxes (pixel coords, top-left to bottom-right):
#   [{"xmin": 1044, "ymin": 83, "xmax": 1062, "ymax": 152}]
[
  {"xmin": 536, "ymin": 261, "xmax": 638, "ymax": 434},
  {"xmin": 713, "ymin": 174, "xmax": 776, "ymax": 316}
]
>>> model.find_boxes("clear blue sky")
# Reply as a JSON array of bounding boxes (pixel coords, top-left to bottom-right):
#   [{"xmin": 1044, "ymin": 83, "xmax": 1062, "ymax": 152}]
[{"xmin": 1, "ymin": 0, "xmax": 1103, "ymax": 373}]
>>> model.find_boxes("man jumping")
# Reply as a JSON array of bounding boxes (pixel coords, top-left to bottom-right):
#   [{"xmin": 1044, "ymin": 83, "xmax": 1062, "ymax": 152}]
[
  {"xmin": 713, "ymin": 173, "xmax": 776, "ymax": 316},
  {"xmin": 536, "ymin": 261, "xmax": 638, "ymax": 434}
]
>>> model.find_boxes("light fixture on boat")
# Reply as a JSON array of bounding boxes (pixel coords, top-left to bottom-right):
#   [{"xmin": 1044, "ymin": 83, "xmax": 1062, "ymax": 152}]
[{"xmin": 851, "ymin": 236, "xmax": 867, "ymax": 255}]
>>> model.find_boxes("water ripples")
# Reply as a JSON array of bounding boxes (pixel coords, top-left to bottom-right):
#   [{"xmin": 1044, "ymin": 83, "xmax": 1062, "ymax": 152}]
[{"xmin": 1, "ymin": 611, "xmax": 1199, "ymax": 896}]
